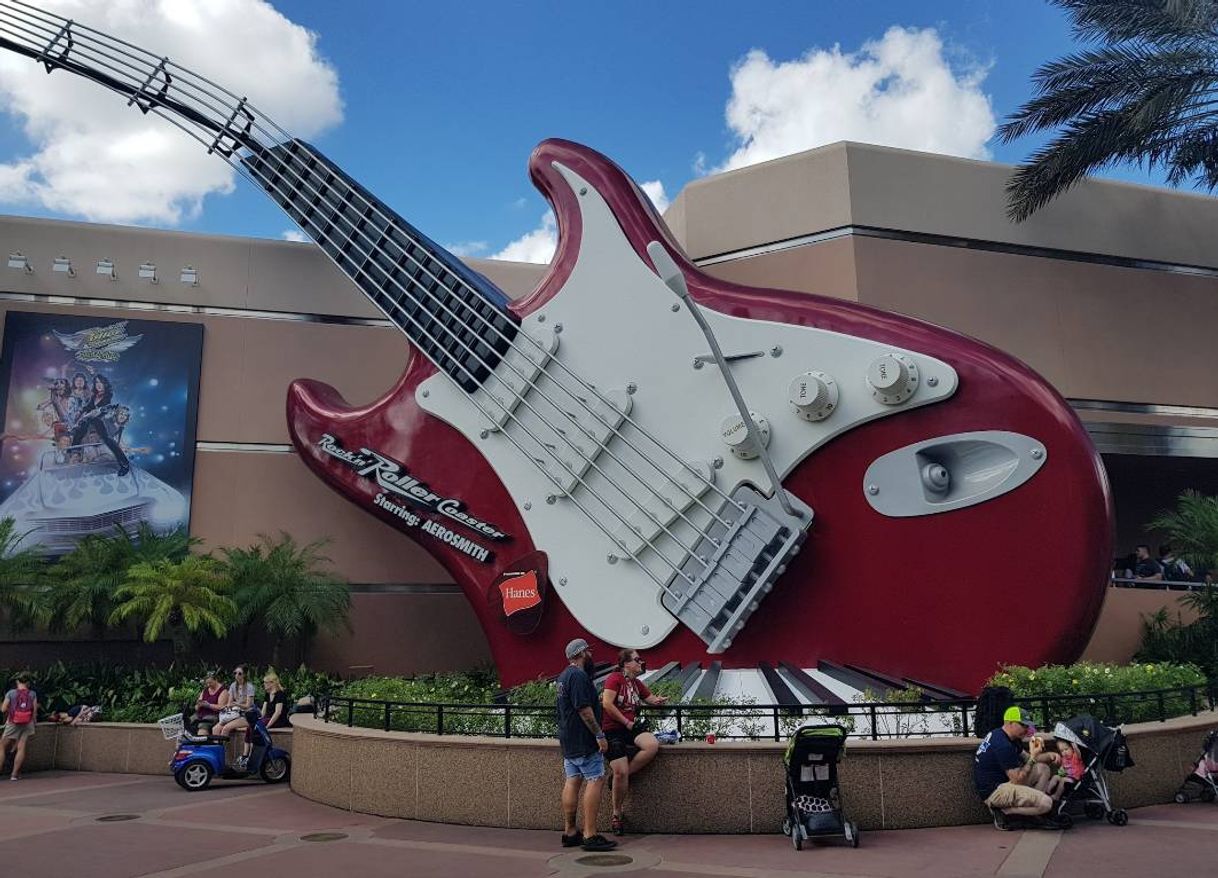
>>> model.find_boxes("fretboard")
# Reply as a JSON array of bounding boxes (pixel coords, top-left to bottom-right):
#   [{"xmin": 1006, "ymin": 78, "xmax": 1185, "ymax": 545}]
[{"xmin": 244, "ymin": 141, "xmax": 518, "ymax": 394}]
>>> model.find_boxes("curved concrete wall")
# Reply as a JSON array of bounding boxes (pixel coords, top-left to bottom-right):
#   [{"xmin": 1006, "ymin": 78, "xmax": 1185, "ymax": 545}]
[{"xmin": 287, "ymin": 711, "xmax": 1218, "ymax": 833}]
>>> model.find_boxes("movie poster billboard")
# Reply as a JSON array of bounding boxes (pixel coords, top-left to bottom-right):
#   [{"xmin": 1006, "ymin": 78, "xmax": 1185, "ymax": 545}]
[{"xmin": 0, "ymin": 311, "xmax": 203, "ymax": 555}]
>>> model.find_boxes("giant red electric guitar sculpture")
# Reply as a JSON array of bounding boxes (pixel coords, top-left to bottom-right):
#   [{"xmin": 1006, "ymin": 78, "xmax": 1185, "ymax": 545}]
[{"xmin": 0, "ymin": 2, "xmax": 1113, "ymax": 694}]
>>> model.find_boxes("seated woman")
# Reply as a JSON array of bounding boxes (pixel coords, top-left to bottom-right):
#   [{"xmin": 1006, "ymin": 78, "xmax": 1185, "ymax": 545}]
[
  {"xmin": 190, "ymin": 672, "xmax": 229, "ymax": 734},
  {"xmin": 234, "ymin": 671, "xmax": 290, "ymax": 766},
  {"xmin": 212, "ymin": 666, "xmax": 256, "ymax": 763}
]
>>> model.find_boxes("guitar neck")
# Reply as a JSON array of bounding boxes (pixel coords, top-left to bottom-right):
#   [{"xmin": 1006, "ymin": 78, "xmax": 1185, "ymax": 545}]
[
  {"xmin": 0, "ymin": 1, "xmax": 518, "ymax": 395},
  {"xmin": 244, "ymin": 142, "xmax": 519, "ymax": 394}
]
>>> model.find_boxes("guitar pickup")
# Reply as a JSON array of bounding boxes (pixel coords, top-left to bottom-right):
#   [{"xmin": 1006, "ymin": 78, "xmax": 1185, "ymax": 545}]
[
  {"xmin": 611, "ymin": 461, "xmax": 715, "ymax": 557},
  {"xmin": 547, "ymin": 389, "xmax": 631, "ymax": 495},
  {"xmin": 479, "ymin": 328, "xmax": 559, "ymax": 431}
]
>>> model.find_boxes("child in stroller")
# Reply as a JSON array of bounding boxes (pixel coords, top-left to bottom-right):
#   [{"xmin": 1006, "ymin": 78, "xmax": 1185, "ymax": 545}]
[
  {"xmin": 1052, "ymin": 715, "xmax": 1132, "ymax": 826},
  {"xmin": 781, "ymin": 724, "xmax": 859, "ymax": 850},
  {"xmin": 1173, "ymin": 729, "xmax": 1218, "ymax": 804}
]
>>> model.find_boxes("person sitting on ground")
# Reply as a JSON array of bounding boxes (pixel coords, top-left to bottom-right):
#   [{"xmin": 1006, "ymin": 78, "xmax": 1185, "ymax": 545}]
[
  {"xmin": 190, "ymin": 672, "xmax": 229, "ymax": 734},
  {"xmin": 601, "ymin": 648, "xmax": 668, "ymax": 836},
  {"xmin": 212, "ymin": 666, "xmax": 256, "ymax": 765},
  {"xmin": 974, "ymin": 706, "xmax": 1066, "ymax": 830}
]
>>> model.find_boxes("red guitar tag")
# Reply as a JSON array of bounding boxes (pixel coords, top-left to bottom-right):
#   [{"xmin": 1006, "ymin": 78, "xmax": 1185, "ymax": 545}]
[{"xmin": 500, "ymin": 571, "xmax": 541, "ymax": 617}]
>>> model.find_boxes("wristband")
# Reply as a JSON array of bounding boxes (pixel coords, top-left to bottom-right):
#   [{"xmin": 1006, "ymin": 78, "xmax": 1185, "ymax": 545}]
[{"xmin": 595, "ymin": 732, "xmax": 606, "ymax": 740}]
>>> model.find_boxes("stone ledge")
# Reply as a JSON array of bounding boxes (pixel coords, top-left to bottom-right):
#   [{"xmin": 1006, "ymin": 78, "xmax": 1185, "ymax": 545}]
[{"xmin": 286, "ymin": 710, "xmax": 1218, "ymax": 833}]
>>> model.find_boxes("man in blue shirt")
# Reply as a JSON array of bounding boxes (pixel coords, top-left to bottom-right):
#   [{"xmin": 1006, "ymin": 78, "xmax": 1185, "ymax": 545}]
[
  {"xmin": 974, "ymin": 706, "xmax": 1065, "ymax": 829},
  {"xmin": 556, "ymin": 638, "xmax": 616, "ymax": 852}
]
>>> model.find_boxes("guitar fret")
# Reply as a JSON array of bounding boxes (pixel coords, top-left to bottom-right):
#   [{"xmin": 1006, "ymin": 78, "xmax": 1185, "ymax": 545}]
[{"xmin": 244, "ymin": 141, "xmax": 517, "ymax": 394}]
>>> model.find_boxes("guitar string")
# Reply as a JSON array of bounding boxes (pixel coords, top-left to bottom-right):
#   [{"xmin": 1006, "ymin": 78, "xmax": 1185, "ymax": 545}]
[
  {"xmin": 2, "ymin": 5, "xmax": 791, "ymax": 648},
  {"xmin": 0, "ymin": 5, "xmax": 758, "ymax": 563},
  {"xmin": 0, "ymin": 9, "xmax": 762, "ymax": 627},
  {"xmin": 0, "ymin": 8, "xmax": 772, "ymax": 578},
  {"xmin": 0, "ymin": 0, "xmax": 752, "ymax": 526}
]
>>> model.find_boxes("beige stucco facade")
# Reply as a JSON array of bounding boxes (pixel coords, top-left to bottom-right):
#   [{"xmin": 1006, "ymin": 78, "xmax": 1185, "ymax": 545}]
[{"xmin": 1, "ymin": 140, "xmax": 1213, "ymax": 674}]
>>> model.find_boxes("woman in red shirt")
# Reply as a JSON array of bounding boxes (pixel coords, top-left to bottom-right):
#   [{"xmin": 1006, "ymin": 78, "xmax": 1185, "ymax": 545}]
[{"xmin": 600, "ymin": 649, "xmax": 668, "ymax": 835}]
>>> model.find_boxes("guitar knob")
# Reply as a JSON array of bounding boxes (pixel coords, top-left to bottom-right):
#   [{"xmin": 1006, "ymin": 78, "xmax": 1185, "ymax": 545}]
[
  {"xmin": 720, "ymin": 411, "xmax": 770, "ymax": 460},
  {"xmin": 867, "ymin": 354, "xmax": 919, "ymax": 405},
  {"xmin": 788, "ymin": 371, "xmax": 838, "ymax": 422}
]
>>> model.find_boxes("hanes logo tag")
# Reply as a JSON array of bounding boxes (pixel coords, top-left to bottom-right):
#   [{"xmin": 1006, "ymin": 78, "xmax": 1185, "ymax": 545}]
[{"xmin": 499, "ymin": 571, "xmax": 541, "ymax": 617}]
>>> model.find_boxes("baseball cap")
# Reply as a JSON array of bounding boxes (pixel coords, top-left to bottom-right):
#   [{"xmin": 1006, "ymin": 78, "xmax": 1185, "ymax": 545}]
[
  {"xmin": 564, "ymin": 638, "xmax": 591, "ymax": 660},
  {"xmin": 1003, "ymin": 706, "xmax": 1037, "ymax": 732}
]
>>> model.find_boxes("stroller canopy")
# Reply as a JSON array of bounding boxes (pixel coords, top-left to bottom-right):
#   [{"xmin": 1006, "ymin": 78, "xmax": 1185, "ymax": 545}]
[
  {"xmin": 784, "ymin": 724, "xmax": 847, "ymax": 767},
  {"xmin": 1059, "ymin": 714, "xmax": 1116, "ymax": 756}
]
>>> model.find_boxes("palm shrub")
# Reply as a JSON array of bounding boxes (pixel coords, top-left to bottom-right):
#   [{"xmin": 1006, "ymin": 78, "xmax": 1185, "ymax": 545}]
[
  {"xmin": 0, "ymin": 516, "xmax": 50, "ymax": 629},
  {"xmin": 1135, "ymin": 491, "xmax": 1218, "ymax": 675},
  {"xmin": 1002, "ymin": 0, "xmax": 1218, "ymax": 220},
  {"xmin": 110, "ymin": 555, "xmax": 235, "ymax": 661},
  {"xmin": 46, "ymin": 524, "xmax": 197, "ymax": 638},
  {"xmin": 222, "ymin": 533, "xmax": 351, "ymax": 666}
]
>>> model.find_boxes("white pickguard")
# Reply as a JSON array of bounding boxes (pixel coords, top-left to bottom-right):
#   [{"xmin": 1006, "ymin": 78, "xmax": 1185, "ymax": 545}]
[{"xmin": 419, "ymin": 163, "xmax": 957, "ymax": 649}]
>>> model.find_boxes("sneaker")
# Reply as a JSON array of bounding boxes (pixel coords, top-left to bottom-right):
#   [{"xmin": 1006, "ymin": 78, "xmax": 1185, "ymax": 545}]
[
  {"xmin": 560, "ymin": 831, "xmax": 584, "ymax": 848},
  {"xmin": 990, "ymin": 807, "xmax": 1010, "ymax": 831},
  {"xmin": 611, "ymin": 814, "xmax": 625, "ymax": 836},
  {"xmin": 581, "ymin": 834, "xmax": 618, "ymax": 852}
]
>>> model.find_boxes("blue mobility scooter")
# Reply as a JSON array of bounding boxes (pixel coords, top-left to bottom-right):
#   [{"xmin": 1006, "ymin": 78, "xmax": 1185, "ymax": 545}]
[{"xmin": 166, "ymin": 708, "xmax": 290, "ymax": 791}]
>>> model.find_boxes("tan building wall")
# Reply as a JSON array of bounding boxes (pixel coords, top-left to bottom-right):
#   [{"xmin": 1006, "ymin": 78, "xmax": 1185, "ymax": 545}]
[{"xmin": 2, "ymin": 139, "xmax": 1215, "ymax": 677}]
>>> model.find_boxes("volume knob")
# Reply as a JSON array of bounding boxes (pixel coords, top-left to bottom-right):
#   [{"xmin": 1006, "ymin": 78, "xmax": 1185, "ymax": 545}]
[
  {"xmin": 788, "ymin": 371, "xmax": 838, "ymax": 422},
  {"xmin": 720, "ymin": 411, "xmax": 771, "ymax": 460},
  {"xmin": 867, "ymin": 354, "xmax": 919, "ymax": 405}
]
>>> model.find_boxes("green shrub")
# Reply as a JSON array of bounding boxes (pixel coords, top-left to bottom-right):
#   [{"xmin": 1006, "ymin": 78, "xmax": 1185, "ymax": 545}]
[{"xmin": 986, "ymin": 661, "xmax": 1207, "ymax": 725}]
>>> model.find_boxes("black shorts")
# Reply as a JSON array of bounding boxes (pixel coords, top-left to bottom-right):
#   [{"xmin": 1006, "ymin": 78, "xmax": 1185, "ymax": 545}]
[{"xmin": 606, "ymin": 726, "xmax": 642, "ymax": 762}]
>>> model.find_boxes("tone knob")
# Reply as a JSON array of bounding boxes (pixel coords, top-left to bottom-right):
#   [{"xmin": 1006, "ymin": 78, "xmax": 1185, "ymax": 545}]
[
  {"xmin": 867, "ymin": 354, "xmax": 919, "ymax": 405},
  {"xmin": 788, "ymin": 371, "xmax": 838, "ymax": 422},
  {"xmin": 719, "ymin": 411, "xmax": 770, "ymax": 460}
]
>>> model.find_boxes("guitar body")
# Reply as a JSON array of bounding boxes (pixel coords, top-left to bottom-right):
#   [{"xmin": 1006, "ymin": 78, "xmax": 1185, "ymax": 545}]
[{"xmin": 287, "ymin": 139, "xmax": 1113, "ymax": 693}]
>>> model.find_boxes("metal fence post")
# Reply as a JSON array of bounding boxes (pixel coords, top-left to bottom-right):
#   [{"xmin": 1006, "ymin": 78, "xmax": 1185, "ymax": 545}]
[
  {"xmin": 869, "ymin": 704, "xmax": 877, "ymax": 741},
  {"xmin": 504, "ymin": 704, "xmax": 512, "ymax": 739},
  {"xmin": 383, "ymin": 702, "xmax": 390, "ymax": 732},
  {"xmin": 436, "ymin": 704, "xmax": 444, "ymax": 735},
  {"xmin": 346, "ymin": 700, "xmax": 353, "ymax": 727},
  {"xmin": 675, "ymin": 706, "xmax": 683, "ymax": 740},
  {"xmin": 1157, "ymin": 691, "xmax": 1166, "ymax": 722}
]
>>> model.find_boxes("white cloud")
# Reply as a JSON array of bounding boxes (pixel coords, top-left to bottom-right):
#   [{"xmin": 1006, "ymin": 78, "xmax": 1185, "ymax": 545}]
[
  {"xmin": 445, "ymin": 241, "xmax": 489, "ymax": 258},
  {"xmin": 0, "ymin": 0, "xmax": 343, "ymax": 225},
  {"xmin": 640, "ymin": 180, "xmax": 669, "ymax": 214},
  {"xmin": 714, "ymin": 26, "xmax": 994, "ymax": 173},
  {"xmin": 490, "ymin": 179, "xmax": 668, "ymax": 264},
  {"xmin": 491, "ymin": 211, "xmax": 556, "ymax": 263},
  {"xmin": 281, "ymin": 229, "xmax": 308, "ymax": 243}
]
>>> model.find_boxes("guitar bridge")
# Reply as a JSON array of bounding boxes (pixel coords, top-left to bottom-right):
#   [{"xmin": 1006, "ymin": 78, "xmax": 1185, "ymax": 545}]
[{"xmin": 661, "ymin": 485, "xmax": 812, "ymax": 653}]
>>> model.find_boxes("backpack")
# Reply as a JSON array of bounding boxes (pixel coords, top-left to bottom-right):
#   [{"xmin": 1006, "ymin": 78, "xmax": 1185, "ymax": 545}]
[
  {"xmin": 9, "ymin": 689, "xmax": 34, "ymax": 724},
  {"xmin": 1162, "ymin": 558, "xmax": 1192, "ymax": 583},
  {"xmin": 1103, "ymin": 729, "xmax": 1135, "ymax": 773}
]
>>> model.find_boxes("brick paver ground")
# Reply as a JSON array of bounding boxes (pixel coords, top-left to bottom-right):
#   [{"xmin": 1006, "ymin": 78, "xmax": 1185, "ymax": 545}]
[{"xmin": 0, "ymin": 772, "xmax": 1210, "ymax": 877}]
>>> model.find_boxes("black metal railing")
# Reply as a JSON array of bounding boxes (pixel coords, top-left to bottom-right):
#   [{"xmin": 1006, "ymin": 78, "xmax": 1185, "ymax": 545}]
[
  {"xmin": 1110, "ymin": 577, "xmax": 1211, "ymax": 592},
  {"xmin": 318, "ymin": 681, "xmax": 1216, "ymax": 742}
]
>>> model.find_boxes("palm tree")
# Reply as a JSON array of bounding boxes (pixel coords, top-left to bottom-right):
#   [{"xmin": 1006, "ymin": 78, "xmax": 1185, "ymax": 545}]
[
  {"xmin": 222, "ymin": 533, "xmax": 351, "ymax": 666},
  {"xmin": 109, "ymin": 554, "xmax": 236, "ymax": 661},
  {"xmin": 1001, "ymin": 0, "xmax": 1218, "ymax": 221},
  {"xmin": 47, "ymin": 524, "xmax": 198, "ymax": 638},
  {"xmin": 0, "ymin": 516, "xmax": 49, "ymax": 629}
]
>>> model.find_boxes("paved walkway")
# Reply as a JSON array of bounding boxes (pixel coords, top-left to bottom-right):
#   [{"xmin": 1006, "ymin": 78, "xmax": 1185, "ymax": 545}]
[{"xmin": 0, "ymin": 772, "xmax": 1211, "ymax": 877}]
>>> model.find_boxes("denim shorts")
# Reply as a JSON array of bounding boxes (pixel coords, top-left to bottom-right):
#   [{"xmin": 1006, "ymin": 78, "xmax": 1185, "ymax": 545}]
[{"xmin": 563, "ymin": 751, "xmax": 605, "ymax": 780}]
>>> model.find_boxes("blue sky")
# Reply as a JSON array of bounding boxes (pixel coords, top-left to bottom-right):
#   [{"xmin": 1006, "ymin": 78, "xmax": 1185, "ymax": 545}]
[{"xmin": 0, "ymin": 1, "xmax": 1175, "ymax": 261}]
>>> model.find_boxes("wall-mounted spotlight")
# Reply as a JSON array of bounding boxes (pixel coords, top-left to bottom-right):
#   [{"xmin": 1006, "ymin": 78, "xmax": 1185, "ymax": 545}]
[
  {"xmin": 52, "ymin": 256, "xmax": 75, "ymax": 277},
  {"xmin": 138, "ymin": 261, "xmax": 158, "ymax": 284},
  {"xmin": 179, "ymin": 265, "xmax": 198, "ymax": 286},
  {"xmin": 7, "ymin": 252, "xmax": 32, "ymax": 273},
  {"xmin": 96, "ymin": 258, "xmax": 116, "ymax": 280}
]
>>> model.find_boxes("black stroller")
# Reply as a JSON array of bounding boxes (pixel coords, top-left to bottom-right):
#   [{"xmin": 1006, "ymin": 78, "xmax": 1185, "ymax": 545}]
[
  {"xmin": 1053, "ymin": 714, "xmax": 1133, "ymax": 826},
  {"xmin": 781, "ymin": 724, "xmax": 859, "ymax": 850},
  {"xmin": 1174, "ymin": 729, "xmax": 1218, "ymax": 804}
]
